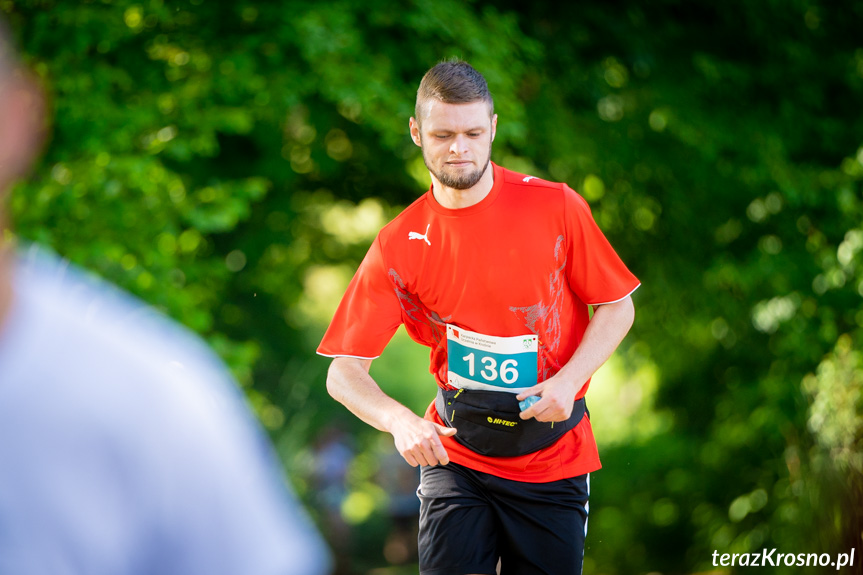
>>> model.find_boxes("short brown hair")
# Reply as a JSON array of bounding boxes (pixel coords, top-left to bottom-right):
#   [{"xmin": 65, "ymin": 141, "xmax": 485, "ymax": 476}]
[{"xmin": 415, "ymin": 59, "xmax": 493, "ymax": 123}]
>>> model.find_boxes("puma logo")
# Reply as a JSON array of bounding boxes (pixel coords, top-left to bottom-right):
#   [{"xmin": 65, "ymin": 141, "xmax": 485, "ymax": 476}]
[
  {"xmin": 408, "ymin": 224, "xmax": 431, "ymax": 246},
  {"xmin": 523, "ymin": 176, "xmax": 536, "ymax": 183}
]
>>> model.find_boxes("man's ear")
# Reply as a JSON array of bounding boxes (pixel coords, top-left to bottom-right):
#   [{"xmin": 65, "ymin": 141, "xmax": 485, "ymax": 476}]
[
  {"xmin": 490, "ymin": 114, "xmax": 498, "ymax": 142},
  {"xmin": 409, "ymin": 117, "xmax": 422, "ymax": 147}
]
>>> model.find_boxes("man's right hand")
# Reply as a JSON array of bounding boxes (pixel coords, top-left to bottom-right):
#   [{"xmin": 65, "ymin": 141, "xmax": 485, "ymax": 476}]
[
  {"xmin": 389, "ymin": 415, "xmax": 456, "ymax": 467},
  {"xmin": 325, "ymin": 357, "xmax": 456, "ymax": 467}
]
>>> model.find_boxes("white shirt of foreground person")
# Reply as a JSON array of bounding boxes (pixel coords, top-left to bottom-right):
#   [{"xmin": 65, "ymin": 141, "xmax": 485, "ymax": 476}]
[{"xmin": 0, "ymin": 247, "xmax": 332, "ymax": 575}]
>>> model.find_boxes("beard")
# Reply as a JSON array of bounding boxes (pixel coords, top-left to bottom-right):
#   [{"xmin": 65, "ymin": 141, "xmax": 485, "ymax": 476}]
[{"xmin": 421, "ymin": 138, "xmax": 492, "ymax": 190}]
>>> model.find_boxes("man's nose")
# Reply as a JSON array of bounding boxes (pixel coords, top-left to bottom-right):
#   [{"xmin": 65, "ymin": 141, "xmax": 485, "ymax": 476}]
[{"xmin": 449, "ymin": 135, "xmax": 468, "ymax": 155}]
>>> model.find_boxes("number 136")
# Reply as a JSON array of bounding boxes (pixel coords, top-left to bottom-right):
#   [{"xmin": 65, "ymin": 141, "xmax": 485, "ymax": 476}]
[{"xmin": 462, "ymin": 353, "xmax": 519, "ymax": 384}]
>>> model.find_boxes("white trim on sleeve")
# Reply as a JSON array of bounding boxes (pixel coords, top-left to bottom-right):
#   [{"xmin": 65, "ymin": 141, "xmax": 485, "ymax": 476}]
[
  {"xmin": 586, "ymin": 283, "xmax": 641, "ymax": 306},
  {"xmin": 316, "ymin": 352, "xmax": 381, "ymax": 360}
]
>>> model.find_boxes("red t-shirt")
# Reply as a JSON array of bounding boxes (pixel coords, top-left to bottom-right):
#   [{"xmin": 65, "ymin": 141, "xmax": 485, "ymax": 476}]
[{"xmin": 318, "ymin": 162, "xmax": 640, "ymax": 482}]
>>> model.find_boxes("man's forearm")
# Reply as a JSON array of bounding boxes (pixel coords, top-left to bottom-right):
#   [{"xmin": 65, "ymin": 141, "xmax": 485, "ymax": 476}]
[
  {"xmin": 558, "ymin": 295, "xmax": 635, "ymax": 391},
  {"xmin": 517, "ymin": 295, "xmax": 636, "ymax": 422},
  {"xmin": 326, "ymin": 357, "xmax": 416, "ymax": 433},
  {"xmin": 326, "ymin": 356, "xmax": 456, "ymax": 467}
]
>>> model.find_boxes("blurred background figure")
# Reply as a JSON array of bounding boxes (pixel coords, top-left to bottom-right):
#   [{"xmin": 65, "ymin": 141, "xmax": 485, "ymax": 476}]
[
  {"xmin": 0, "ymin": 20, "xmax": 331, "ymax": 575},
  {"xmin": 310, "ymin": 425, "xmax": 355, "ymax": 575},
  {"xmin": 376, "ymin": 448, "xmax": 421, "ymax": 568}
]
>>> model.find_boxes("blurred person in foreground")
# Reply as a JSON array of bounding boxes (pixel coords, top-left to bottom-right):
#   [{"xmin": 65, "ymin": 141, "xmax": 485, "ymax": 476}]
[
  {"xmin": 0, "ymin": 24, "xmax": 331, "ymax": 575},
  {"xmin": 318, "ymin": 59, "xmax": 639, "ymax": 575}
]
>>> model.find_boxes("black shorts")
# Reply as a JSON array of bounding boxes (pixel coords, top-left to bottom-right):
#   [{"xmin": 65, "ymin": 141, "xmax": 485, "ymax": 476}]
[{"xmin": 418, "ymin": 462, "xmax": 589, "ymax": 575}]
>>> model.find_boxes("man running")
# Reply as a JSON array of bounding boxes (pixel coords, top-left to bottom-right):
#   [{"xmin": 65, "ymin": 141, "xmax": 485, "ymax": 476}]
[{"xmin": 318, "ymin": 59, "xmax": 639, "ymax": 575}]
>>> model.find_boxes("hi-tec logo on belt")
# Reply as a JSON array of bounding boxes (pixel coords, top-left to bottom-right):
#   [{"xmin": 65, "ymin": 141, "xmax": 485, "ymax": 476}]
[
  {"xmin": 408, "ymin": 224, "xmax": 431, "ymax": 246},
  {"xmin": 487, "ymin": 417, "xmax": 518, "ymax": 427}
]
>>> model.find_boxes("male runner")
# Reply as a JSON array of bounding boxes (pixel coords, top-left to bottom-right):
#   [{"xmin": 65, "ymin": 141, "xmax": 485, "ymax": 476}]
[
  {"xmin": 0, "ymin": 22, "xmax": 330, "ymax": 575},
  {"xmin": 318, "ymin": 59, "xmax": 639, "ymax": 575}
]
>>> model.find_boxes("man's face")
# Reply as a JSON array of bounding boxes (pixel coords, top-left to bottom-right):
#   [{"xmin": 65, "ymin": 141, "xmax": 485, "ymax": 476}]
[{"xmin": 410, "ymin": 100, "xmax": 497, "ymax": 190}]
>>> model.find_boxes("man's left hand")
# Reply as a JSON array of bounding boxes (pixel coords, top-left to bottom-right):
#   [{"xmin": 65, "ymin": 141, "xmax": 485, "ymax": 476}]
[{"xmin": 516, "ymin": 375, "xmax": 582, "ymax": 422}]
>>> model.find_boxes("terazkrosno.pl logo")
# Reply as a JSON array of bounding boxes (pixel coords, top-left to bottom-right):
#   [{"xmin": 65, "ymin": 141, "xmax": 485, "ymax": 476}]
[{"xmin": 711, "ymin": 548, "xmax": 856, "ymax": 570}]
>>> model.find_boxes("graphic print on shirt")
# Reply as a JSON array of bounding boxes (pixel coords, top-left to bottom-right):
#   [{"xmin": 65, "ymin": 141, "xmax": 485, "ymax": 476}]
[
  {"xmin": 389, "ymin": 268, "xmax": 451, "ymax": 382},
  {"xmin": 509, "ymin": 235, "xmax": 567, "ymax": 381}
]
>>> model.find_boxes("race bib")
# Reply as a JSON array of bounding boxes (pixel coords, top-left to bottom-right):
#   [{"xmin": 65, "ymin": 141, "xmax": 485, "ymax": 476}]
[{"xmin": 446, "ymin": 325, "xmax": 538, "ymax": 393}]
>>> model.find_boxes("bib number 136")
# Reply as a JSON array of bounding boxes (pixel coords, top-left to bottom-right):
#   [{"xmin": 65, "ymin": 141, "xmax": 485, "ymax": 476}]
[
  {"xmin": 446, "ymin": 324, "xmax": 538, "ymax": 392},
  {"xmin": 462, "ymin": 353, "xmax": 519, "ymax": 384}
]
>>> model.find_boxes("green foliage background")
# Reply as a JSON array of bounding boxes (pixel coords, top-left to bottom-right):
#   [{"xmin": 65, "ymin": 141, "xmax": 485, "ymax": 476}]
[{"xmin": 3, "ymin": 0, "xmax": 862, "ymax": 573}]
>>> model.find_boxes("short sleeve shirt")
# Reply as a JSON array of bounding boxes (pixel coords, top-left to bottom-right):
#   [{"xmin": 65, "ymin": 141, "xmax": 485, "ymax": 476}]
[{"xmin": 318, "ymin": 163, "xmax": 640, "ymax": 482}]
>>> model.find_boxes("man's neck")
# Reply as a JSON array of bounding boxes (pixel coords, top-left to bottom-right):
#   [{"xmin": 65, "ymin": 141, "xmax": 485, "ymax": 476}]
[{"xmin": 431, "ymin": 163, "xmax": 495, "ymax": 210}]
